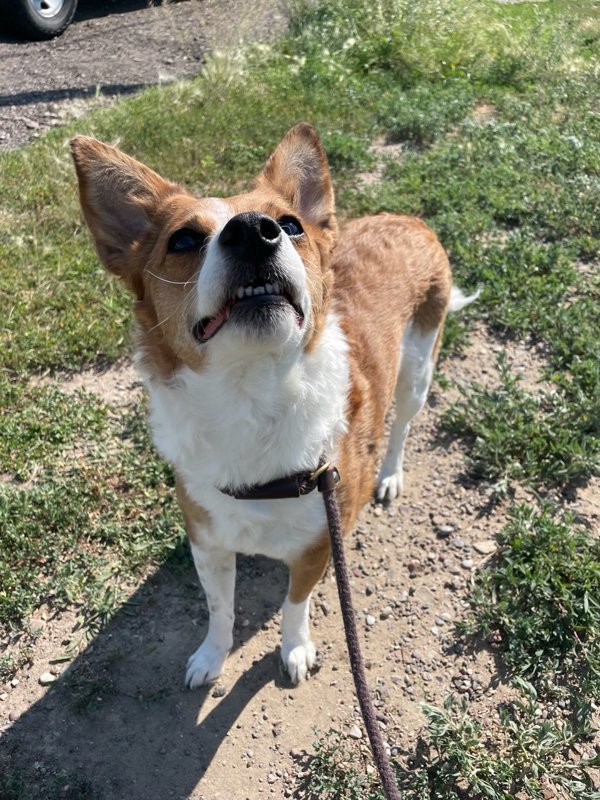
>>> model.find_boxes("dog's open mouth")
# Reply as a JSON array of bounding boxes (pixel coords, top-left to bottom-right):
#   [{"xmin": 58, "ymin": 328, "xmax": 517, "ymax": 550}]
[{"xmin": 193, "ymin": 281, "xmax": 304, "ymax": 343}]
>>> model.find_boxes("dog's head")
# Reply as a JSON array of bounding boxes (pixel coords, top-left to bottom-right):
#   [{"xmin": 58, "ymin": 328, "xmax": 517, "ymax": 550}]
[{"xmin": 71, "ymin": 124, "xmax": 337, "ymax": 377}]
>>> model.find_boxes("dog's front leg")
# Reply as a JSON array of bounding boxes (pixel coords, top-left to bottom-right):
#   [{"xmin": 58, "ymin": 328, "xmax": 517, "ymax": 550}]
[
  {"xmin": 282, "ymin": 536, "xmax": 330, "ymax": 683},
  {"xmin": 186, "ymin": 541, "xmax": 236, "ymax": 688}
]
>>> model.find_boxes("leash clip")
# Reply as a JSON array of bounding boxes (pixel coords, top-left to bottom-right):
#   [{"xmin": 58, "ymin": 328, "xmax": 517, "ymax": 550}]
[{"xmin": 316, "ymin": 463, "xmax": 340, "ymax": 493}]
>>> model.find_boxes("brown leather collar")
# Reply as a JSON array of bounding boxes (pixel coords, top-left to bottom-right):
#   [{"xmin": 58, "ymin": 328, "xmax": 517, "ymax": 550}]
[{"xmin": 220, "ymin": 460, "xmax": 340, "ymax": 500}]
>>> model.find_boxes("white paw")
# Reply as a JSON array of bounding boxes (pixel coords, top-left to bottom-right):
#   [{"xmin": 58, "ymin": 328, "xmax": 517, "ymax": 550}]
[
  {"xmin": 282, "ymin": 641, "xmax": 316, "ymax": 684},
  {"xmin": 376, "ymin": 470, "xmax": 403, "ymax": 502},
  {"xmin": 185, "ymin": 641, "xmax": 229, "ymax": 689}
]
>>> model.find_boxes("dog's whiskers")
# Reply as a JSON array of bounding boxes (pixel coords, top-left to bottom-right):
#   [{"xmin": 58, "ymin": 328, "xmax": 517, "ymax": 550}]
[{"xmin": 144, "ymin": 269, "xmax": 195, "ymax": 287}]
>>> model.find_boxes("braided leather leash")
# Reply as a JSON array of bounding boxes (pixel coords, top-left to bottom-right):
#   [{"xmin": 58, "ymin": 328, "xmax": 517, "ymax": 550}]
[
  {"xmin": 222, "ymin": 464, "xmax": 400, "ymax": 799},
  {"xmin": 317, "ymin": 466, "xmax": 401, "ymax": 800}
]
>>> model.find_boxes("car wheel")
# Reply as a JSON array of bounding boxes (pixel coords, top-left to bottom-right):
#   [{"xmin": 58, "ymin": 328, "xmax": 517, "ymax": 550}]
[{"xmin": 1, "ymin": 0, "xmax": 78, "ymax": 40}]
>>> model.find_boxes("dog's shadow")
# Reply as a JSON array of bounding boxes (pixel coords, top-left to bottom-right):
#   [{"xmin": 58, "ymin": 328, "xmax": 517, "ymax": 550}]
[{"xmin": 0, "ymin": 553, "xmax": 289, "ymax": 799}]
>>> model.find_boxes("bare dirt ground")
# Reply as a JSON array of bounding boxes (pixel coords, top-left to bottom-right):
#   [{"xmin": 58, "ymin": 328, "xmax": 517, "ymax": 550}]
[
  {"xmin": 2, "ymin": 326, "xmax": 597, "ymax": 799},
  {"xmin": 0, "ymin": 0, "xmax": 284, "ymax": 149}
]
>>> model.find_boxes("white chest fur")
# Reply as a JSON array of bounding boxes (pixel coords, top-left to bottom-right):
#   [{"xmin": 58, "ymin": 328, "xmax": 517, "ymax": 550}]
[{"xmin": 138, "ymin": 314, "xmax": 350, "ymax": 562}]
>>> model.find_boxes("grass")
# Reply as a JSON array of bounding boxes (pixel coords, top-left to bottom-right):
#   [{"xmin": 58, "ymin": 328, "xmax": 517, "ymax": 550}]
[
  {"xmin": 303, "ymin": 683, "xmax": 600, "ymax": 800},
  {"xmin": 0, "ymin": 0, "xmax": 599, "ymax": 797},
  {"xmin": 463, "ymin": 507, "xmax": 600, "ymax": 700}
]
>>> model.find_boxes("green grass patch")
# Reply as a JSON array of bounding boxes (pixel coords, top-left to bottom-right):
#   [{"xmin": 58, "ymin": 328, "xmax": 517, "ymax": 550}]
[
  {"xmin": 442, "ymin": 357, "xmax": 599, "ymax": 492},
  {"xmin": 303, "ymin": 682, "xmax": 599, "ymax": 800},
  {"xmin": 463, "ymin": 506, "xmax": 600, "ymax": 699},
  {"xmin": 0, "ymin": 391, "xmax": 183, "ymax": 633}
]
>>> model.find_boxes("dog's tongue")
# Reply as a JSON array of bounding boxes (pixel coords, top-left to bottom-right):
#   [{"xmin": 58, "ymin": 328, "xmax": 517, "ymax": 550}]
[{"xmin": 199, "ymin": 303, "xmax": 231, "ymax": 342}]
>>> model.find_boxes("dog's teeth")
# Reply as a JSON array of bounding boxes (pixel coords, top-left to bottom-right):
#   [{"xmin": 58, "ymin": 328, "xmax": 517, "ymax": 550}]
[
  {"xmin": 273, "ymin": 281, "xmax": 281, "ymax": 294},
  {"xmin": 244, "ymin": 286, "xmax": 253, "ymax": 297},
  {"xmin": 236, "ymin": 287, "xmax": 245, "ymax": 299},
  {"xmin": 265, "ymin": 283, "xmax": 274, "ymax": 294},
  {"xmin": 253, "ymin": 286, "xmax": 265, "ymax": 295}
]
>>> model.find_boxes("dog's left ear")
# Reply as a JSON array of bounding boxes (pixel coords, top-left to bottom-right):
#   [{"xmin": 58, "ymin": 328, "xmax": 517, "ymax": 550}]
[{"xmin": 256, "ymin": 123, "xmax": 336, "ymax": 235}]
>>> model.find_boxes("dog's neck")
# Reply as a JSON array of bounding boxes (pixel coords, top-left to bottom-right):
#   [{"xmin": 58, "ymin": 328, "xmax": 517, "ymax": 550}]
[{"xmin": 138, "ymin": 312, "xmax": 350, "ymax": 496}]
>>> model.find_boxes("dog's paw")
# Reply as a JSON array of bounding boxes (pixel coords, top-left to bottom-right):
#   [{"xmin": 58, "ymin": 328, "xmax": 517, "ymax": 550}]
[
  {"xmin": 376, "ymin": 471, "xmax": 403, "ymax": 502},
  {"xmin": 282, "ymin": 641, "xmax": 316, "ymax": 684},
  {"xmin": 185, "ymin": 642, "xmax": 228, "ymax": 689}
]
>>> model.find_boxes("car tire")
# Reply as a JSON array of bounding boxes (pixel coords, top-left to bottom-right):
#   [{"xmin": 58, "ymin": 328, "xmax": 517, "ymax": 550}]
[{"xmin": 1, "ymin": 0, "xmax": 78, "ymax": 40}]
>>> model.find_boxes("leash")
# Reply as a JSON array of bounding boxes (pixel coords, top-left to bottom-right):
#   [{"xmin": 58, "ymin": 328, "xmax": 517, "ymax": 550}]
[
  {"xmin": 317, "ymin": 465, "xmax": 401, "ymax": 800},
  {"xmin": 222, "ymin": 463, "xmax": 400, "ymax": 800}
]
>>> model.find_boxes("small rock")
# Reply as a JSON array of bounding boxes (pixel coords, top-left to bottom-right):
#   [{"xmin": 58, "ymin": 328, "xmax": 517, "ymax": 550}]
[
  {"xmin": 365, "ymin": 582, "xmax": 376, "ymax": 596},
  {"xmin": 436, "ymin": 524, "xmax": 454, "ymax": 538},
  {"xmin": 461, "ymin": 559, "xmax": 474, "ymax": 570},
  {"xmin": 39, "ymin": 672, "xmax": 57, "ymax": 686},
  {"xmin": 366, "ymin": 615, "xmax": 376, "ymax": 626},
  {"xmin": 348, "ymin": 724, "xmax": 362, "ymax": 739},
  {"xmin": 380, "ymin": 606, "xmax": 393, "ymax": 620},
  {"xmin": 473, "ymin": 540, "xmax": 496, "ymax": 555},
  {"xmin": 373, "ymin": 506, "xmax": 383, "ymax": 517},
  {"xmin": 407, "ymin": 559, "xmax": 424, "ymax": 575},
  {"xmin": 212, "ymin": 685, "xmax": 226, "ymax": 698},
  {"xmin": 8, "ymin": 710, "xmax": 19, "ymax": 722}
]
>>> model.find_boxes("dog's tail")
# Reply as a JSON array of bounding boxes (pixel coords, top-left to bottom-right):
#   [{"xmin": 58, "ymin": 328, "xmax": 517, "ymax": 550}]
[{"xmin": 448, "ymin": 285, "xmax": 481, "ymax": 312}]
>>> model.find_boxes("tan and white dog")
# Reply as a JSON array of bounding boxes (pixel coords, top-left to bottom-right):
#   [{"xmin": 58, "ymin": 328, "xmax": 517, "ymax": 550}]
[{"xmin": 71, "ymin": 124, "xmax": 475, "ymax": 688}]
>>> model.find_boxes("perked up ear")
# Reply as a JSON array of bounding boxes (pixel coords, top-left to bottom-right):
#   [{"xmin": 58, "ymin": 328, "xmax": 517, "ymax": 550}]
[
  {"xmin": 256, "ymin": 123, "xmax": 336, "ymax": 233},
  {"xmin": 70, "ymin": 136, "xmax": 178, "ymax": 279}
]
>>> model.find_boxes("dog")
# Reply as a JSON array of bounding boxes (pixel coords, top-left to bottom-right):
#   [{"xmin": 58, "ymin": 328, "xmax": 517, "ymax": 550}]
[{"xmin": 71, "ymin": 123, "xmax": 476, "ymax": 687}]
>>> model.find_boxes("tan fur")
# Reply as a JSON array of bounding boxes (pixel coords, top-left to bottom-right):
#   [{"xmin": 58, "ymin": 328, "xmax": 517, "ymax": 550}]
[
  {"xmin": 72, "ymin": 125, "xmax": 451, "ymax": 620},
  {"xmin": 287, "ymin": 532, "xmax": 331, "ymax": 604},
  {"xmin": 332, "ymin": 214, "xmax": 451, "ymax": 528}
]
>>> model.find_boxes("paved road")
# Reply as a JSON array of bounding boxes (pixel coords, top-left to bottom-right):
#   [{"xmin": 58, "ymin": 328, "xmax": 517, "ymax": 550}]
[{"xmin": 0, "ymin": 0, "xmax": 282, "ymax": 149}]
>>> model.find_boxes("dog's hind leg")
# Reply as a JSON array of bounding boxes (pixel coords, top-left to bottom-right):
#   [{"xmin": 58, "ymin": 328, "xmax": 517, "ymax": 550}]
[
  {"xmin": 376, "ymin": 321, "xmax": 440, "ymax": 502},
  {"xmin": 282, "ymin": 535, "xmax": 330, "ymax": 683}
]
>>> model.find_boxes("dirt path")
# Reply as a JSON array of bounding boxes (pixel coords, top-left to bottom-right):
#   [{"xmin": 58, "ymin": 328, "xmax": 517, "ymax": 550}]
[
  {"xmin": 0, "ymin": 0, "xmax": 283, "ymax": 149},
  {"xmin": 4, "ymin": 326, "xmax": 596, "ymax": 799}
]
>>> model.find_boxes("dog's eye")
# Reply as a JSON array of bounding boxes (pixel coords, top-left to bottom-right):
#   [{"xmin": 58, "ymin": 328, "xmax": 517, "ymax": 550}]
[
  {"xmin": 167, "ymin": 228, "xmax": 207, "ymax": 253},
  {"xmin": 278, "ymin": 216, "xmax": 304, "ymax": 238}
]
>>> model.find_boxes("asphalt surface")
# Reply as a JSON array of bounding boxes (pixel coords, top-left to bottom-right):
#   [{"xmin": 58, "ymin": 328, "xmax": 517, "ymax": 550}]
[{"xmin": 0, "ymin": 0, "xmax": 282, "ymax": 149}]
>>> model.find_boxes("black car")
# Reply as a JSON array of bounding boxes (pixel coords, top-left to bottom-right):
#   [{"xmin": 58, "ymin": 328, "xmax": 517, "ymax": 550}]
[{"xmin": 1, "ymin": 0, "xmax": 78, "ymax": 39}]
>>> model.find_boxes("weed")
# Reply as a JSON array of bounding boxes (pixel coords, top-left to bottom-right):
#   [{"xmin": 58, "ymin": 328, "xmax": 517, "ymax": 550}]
[
  {"xmin": 442, "ymin": 356, "xmax": 599, "ymax": 492},
  {"xmin": 463, "ymin": 506, "xmax": 600, "ymax": 699}
]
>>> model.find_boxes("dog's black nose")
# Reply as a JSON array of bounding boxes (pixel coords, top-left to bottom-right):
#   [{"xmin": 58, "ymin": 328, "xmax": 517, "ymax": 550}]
[{"xmin": 219, "ymin": 212, "xmax": 281, "ymax": 263}]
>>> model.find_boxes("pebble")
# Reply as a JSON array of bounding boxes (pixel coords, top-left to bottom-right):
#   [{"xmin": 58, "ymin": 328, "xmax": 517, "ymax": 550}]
[
  {"xmin": 39, "ymin": 672, "xmax": 57, "ymax": 686},
  {"xmin": 366, "ymin": 615, "xmax": 376, "ymax": 627},
  {"xmin": 348, "ymin": 724, "xmax": 362, "ymax": 739},
  {"xmin": 380, "ymin": 606, "xmax": 393, "ymax": 620},
  {"xmin": 473, "ymin": 540, "xmax": 496, "ymax": 555},
  {"xmin": 212, "ymin": 686, "xmax": 227, "ymax": 698},
  {"xmin": 9, "ymin": 710, "xmax": 19, "ymax": 722},
  {"xmin": 436, "ymin": 524, "xmax": 454, "ymax": 538},
  {"xmin": 407, "ymin": 559, "xmax": 424, "ymax": 575},
  {"xmin": 461, "ymin": 559, "xmax": 474, "ymax": 570}
]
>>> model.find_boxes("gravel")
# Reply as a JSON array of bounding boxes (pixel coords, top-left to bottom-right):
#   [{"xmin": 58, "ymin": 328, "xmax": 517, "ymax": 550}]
[{"xmin": 0, "ymin": 0, "xmax": 283, "ymax": 150}]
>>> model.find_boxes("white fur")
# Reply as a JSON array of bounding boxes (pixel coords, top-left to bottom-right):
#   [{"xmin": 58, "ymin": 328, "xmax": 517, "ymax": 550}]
[
  {"xmin": 197, "ymin": 219, "xmax": 311, "ymax": 347},
  {"xmin": 377, "ymin": 321, "xmax": 439, "ymax": 502},
  {"xmin": 281, "ymin": 595, "xmax": 316, "ymax": 683},
  {"xmin": 448, "ymin": 285, "xmax": 481, "ymax": 312},
  {"xmin": 137, "ymin": 312, "xmax": 349, "ymax": 685}
]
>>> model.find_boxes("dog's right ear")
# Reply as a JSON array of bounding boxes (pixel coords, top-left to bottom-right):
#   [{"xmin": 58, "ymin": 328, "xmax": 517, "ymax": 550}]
[{"xmin": 70, "ymin": 137, "xmax": 178, "ymax": 282}]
